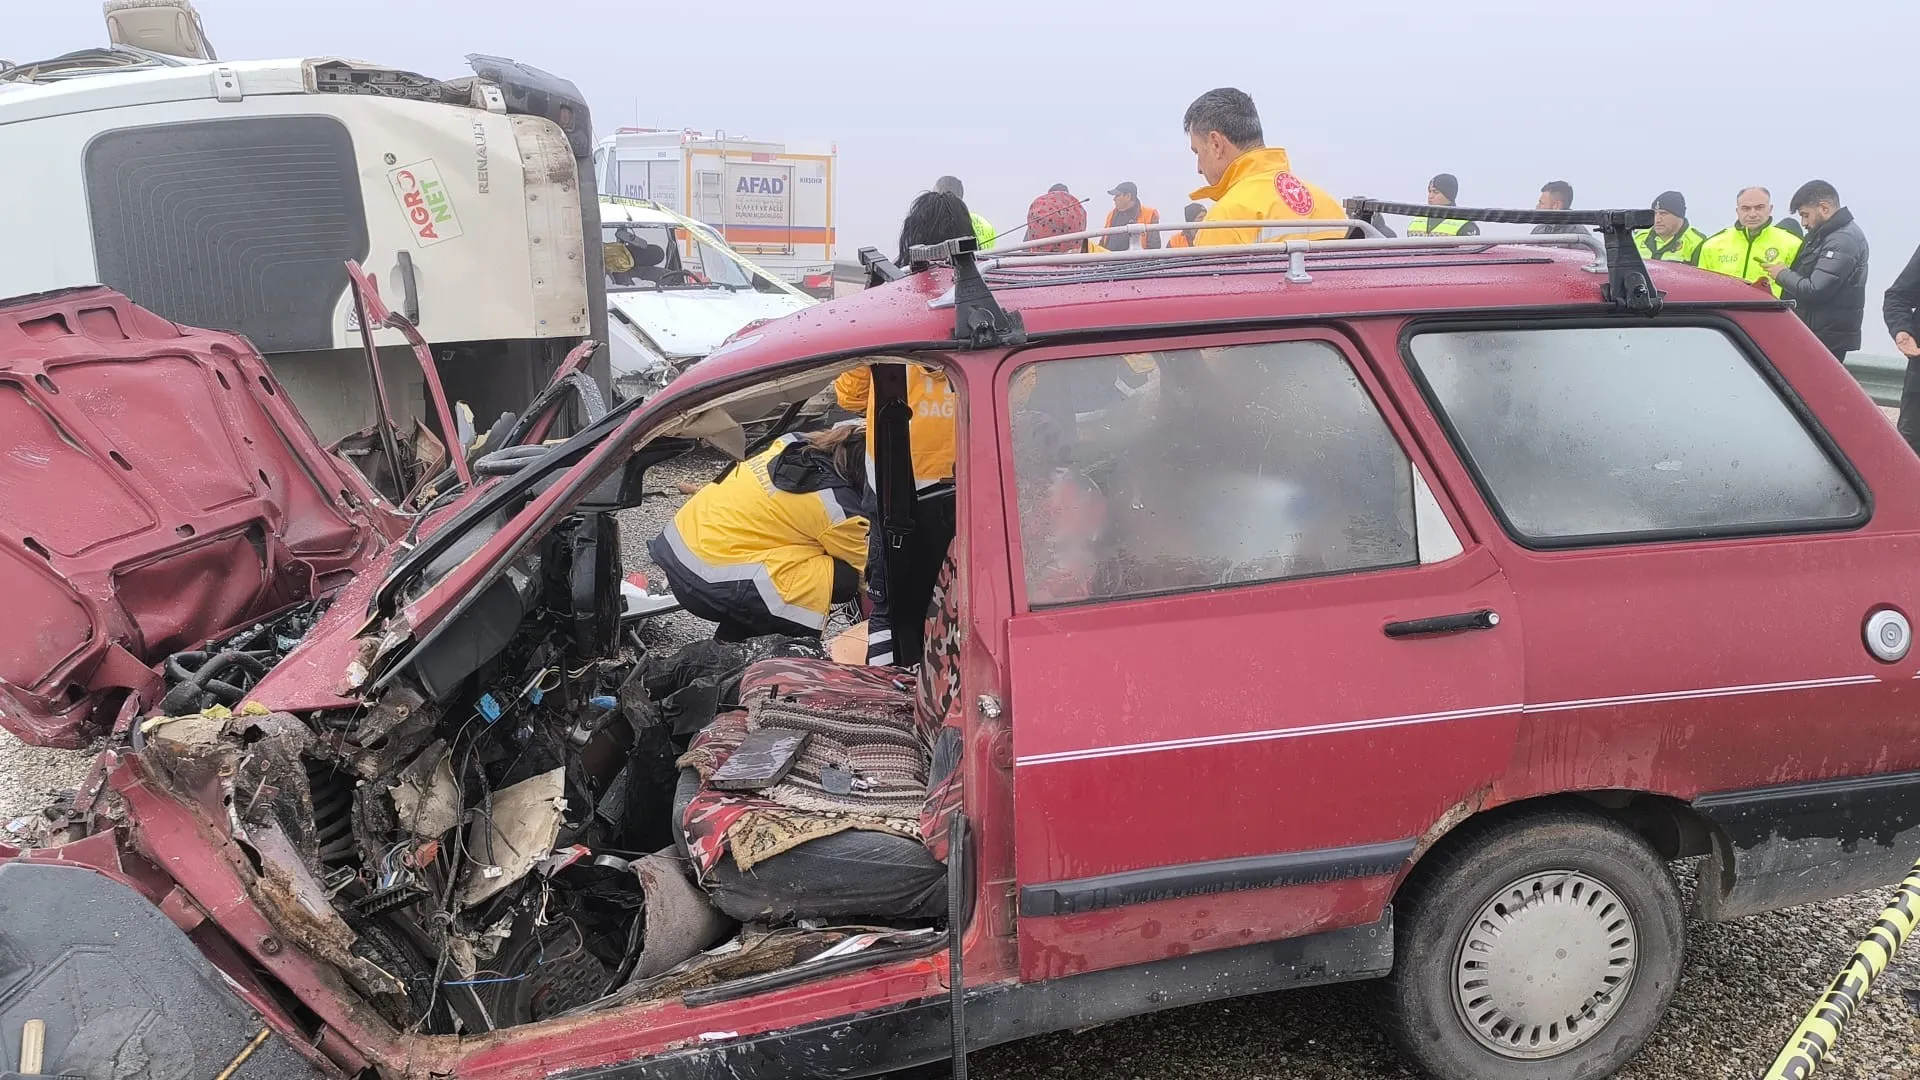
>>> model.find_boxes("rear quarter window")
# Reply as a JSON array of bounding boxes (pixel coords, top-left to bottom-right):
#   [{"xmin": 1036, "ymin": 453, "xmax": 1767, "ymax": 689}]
[{"xmin": 1405, "ymin": 325, "xmax": 1864, "ymax": 545}]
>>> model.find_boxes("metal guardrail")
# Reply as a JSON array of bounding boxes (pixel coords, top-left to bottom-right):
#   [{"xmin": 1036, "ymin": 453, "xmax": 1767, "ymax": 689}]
[{"xmin": 1845, "ymin": 357, "xmax": 1904, "ymax": 408}]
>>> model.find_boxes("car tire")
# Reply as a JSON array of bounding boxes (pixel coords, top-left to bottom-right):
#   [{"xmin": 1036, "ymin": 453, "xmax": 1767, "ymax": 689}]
[{"xmin": 1381, "ymin": 807, "xmax": 1685, "ymax": 1080}]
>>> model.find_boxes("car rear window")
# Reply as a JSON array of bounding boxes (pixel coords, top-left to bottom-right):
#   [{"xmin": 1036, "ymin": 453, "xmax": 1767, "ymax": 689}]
[
  {"xmin": 1405, "ymin": 325, "xmax": 1865, "ymax": 545},
  {"xmin": 1008, "ymin": 340, "xmax": 1417, "ymax": 607}
]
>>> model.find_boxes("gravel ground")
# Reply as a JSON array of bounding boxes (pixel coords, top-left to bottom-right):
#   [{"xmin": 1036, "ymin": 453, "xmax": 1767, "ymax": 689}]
[{"xmin": 4, "ymin": 442, "xmax": 1916, "ymax": 1077}]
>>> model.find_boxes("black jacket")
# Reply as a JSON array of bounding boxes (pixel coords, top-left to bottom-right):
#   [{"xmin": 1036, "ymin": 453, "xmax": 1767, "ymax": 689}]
[
  {"xmin": 1775, "ymin": 207, "xmax": 1869, "ymax": 354},
  {"xmin": 1884, "ymin": 241, "xmax": 1920, "ymax": 343}
]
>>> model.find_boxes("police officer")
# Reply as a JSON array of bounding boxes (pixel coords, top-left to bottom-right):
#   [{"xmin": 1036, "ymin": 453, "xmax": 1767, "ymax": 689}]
[
  {"xmin": 1635, "ymin": 191, "xmax": 1706, "ymax": 263},
  {"xmin": 1698, "ymin": 186, "xmax": 1802, "ymax": 296},
  {"xmin": 1406, "ymin": 173, "xmax": 1479, "ymax": 237}
]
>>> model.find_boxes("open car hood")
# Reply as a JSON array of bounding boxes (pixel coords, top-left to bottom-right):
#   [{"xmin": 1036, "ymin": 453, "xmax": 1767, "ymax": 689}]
[{"xmin": 0, "ymin": 288, "xmax": 398, "ymax": 746}]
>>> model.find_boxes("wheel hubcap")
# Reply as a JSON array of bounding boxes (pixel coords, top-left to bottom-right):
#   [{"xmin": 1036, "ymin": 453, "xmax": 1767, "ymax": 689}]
[{"xmin": 1451, "ymin": 870, "xmax": 1638, "ymax": 1059}]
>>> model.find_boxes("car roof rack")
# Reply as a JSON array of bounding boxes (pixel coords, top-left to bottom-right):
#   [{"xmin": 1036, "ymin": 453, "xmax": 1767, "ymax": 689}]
[
  {"xmin": 980, "ymin": 205, "xmax": 1661, "ymax": 315},
  {"xmin": 906, "ymin": 235, "xmax": 1027, "ymax": 349},
  {"xmin": 858, "ymin": 245, "xmax": 904, "ymax": 287},
  {"xmin": 1345, "ymin": 198, "xmax": 1661, "ymax": 314}
]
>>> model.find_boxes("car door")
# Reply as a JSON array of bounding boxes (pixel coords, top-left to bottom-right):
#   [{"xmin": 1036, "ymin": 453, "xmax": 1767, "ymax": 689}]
[
  {"xmin": 1000, "ymin": 327, "xmax": 1526, "ymax": 981},
  {"xmin": 1398, "ymin": 315, "xmax": 1920, "ymax": 916}
]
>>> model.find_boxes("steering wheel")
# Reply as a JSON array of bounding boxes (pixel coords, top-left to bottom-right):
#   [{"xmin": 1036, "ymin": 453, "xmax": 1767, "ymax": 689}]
[{"xmin": 655, "ymin": 268, "xmax": 700, "ymax": 286}]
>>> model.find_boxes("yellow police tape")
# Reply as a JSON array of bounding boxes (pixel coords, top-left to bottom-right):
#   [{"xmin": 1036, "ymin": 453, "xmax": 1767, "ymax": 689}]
[{"xmin": 1761, "ymin": 857, "xmax": 1920, "ymax": 1080}]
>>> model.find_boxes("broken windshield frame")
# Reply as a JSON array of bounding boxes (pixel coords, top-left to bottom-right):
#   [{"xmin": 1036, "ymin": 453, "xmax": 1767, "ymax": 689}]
[
  {"xmin": 366, "ymin": 341, "xmax": 958, "ymax": 690},
  {"xmin": 603, "ymin": 222, "xmax": 756, "ymax": 292}
]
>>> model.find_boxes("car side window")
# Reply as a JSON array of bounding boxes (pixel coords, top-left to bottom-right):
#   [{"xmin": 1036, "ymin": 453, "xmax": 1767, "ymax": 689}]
[
  {"xmin": 1008, "ymin": 340, "xmax": 1419, "ymax": 608},
  {"xmin": 1406, "ymin": 325, "xmax": 1864, "ymax": 544}
]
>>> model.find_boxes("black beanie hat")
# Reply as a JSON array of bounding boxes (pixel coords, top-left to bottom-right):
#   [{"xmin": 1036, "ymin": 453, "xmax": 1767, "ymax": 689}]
[
  {"xmin": 1653, "ymin": 190, "xmax": 1687, "ymax": 219},
  {"xmin": 1429, "ymin": 173, "xmax": 1460, "ymax": 203}
]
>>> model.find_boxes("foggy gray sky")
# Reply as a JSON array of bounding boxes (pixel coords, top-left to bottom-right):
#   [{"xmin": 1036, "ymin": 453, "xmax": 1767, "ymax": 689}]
[{"xmin": 10, "ymin": 0, "xmax": 1918, "ymax": 354}]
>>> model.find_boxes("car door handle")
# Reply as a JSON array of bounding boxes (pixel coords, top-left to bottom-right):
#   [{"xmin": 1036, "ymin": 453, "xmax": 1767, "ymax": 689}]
[{"xmin": 1383, "ymin": 609, "xmax": 1501, "ymax": 638}]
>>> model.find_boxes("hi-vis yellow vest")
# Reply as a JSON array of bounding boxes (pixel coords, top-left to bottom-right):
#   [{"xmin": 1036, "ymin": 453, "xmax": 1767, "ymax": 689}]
[
  {"xmin": 1406, "ymin": 215, "xmax": 1470, "ymax": 236},
  {"xmin": 1634, "ymin": 226, "xmax": 1706, "ymax": 264},
  {"xmin": 833, "ymin": 364, "xmax": 956, "ymax": 489},
  {"xmin": 1698, "ymin": 225, "xmax": 1803, "ymax": 297},
  {"xmin": 658, "ymin": 436, "xmax": 869, "ymax": 627}
]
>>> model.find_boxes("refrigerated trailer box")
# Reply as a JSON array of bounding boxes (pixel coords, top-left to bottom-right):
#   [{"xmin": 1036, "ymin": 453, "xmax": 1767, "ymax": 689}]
[{"xmin": 593, "ymin": 129, "xmax": 835, "ymax": 296}]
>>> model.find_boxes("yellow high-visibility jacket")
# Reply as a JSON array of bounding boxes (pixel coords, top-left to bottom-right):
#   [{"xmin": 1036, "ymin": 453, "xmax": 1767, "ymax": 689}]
[
  {"xmin": 834, "ymin": 363, "xmax": 957, "ymax": 489},
  {"xmin": 1190, "ymin": 147, "xmax": 1345, "ymax": 245},
  {"xmin": 650, "ymin": 435, "xmax": 868, "ymax": 630}
]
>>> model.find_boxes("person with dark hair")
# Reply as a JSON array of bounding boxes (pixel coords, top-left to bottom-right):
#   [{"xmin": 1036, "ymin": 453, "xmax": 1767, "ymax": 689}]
[
  {"xmin": 1699, "ymin": 186, "xmax": 1801, "ymax": 296},
  {"xmin": 1168, "ymin": 202, "xmax": 1208, "ymax": 248},
  {"xmin": 650, "ymin": 425, "xmax": 869, "ymax": 642},
  {"xmin": 1883, "ymin": 240, "xmax": 1920, "ymax": 454},
  {"xmin": 1181, "ymin": 86, "xmax": 1342, "ymax": 245},
  {"xmin": 1765, "ymin": 180, "xmax": 1869, "ymax": 361},
  {"xmin": 1407, "ymin": 173, "xmax": 1479, "ymax": 237},
  {"xmin": 1531, "ymin": 180, "xmax": 1589, "ymax": 236},
  {"xmin": 1777, "ymin": 216, "xmax": 1805, "ymax": 238},
  {"xmin": 1092, "ymin": 181, "xmax": 1162, "ymax": 252},
  {"xmin": 835, "ymin": 192, "xmax": 968, "ymax": 664},
  {"xmin": 934, "ymin": 175, "xmax": 994, "ymax": 251},
  {"xmin": 895, "ymin": 190, "xmax": 976, "ymax": 266},
  {"xmin": 1634, "ymin": 191, "xmax": 1706, "ymax": 264},
  {"xmin": 1048, "ymin": 183, "xmax": 1071, "ymax": 194}
]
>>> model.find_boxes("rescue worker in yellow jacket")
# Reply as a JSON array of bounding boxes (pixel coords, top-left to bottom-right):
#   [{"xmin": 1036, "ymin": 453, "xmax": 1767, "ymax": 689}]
[
  {"xmin": 1634, "ymin": 190, "xmax": 1707, "ymax": 264},
  {"xmin": 1182, "ymin": 87, "xmax": 1344, "ymax": 245},
  {"xmin": 832, "ymin": 190, "xmax": 967, "ymax": 665},
  {"xmin": 649, "ymin": 426, "xmax": 868, "ymax": 642},
  {"xmin": 1698, "ymin": 186, "xmax": 1803, "ymax": 297},
  {"xmin": 1406, "ymin": 173, "xmax": 1480, "ymax": 237}
]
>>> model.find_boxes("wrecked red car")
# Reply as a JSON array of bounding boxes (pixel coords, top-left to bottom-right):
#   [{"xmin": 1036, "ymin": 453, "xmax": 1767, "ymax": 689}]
[{"xmin": 5, "ymin": 200, "xmax": 1920, "ymax": 1080}]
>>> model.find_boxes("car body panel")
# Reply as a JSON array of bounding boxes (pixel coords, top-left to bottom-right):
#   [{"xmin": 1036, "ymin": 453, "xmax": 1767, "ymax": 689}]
[
  {"xmin": 10, "ymin": 240, "xmax": 1920, "ymax": 1078},
  {"xmin": 995, "ymin": 327, "xmax": 1528, "ymax": 981},
  {"xmin": 0, "ymin": 287, "xmax": 395, "ymax": 746}
]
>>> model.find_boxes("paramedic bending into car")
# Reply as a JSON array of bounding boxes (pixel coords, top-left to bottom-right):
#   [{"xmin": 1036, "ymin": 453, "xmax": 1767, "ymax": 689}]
[
  {"xmin": 834, "ymin": 190, "xmax": 969, "ymax": 665},
  {"xmin": 648, "ymin": 426, "xmax": 869, "ymax": 643}
]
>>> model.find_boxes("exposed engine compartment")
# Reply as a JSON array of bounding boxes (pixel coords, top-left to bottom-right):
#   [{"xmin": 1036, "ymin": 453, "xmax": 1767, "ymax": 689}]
[{"xmin": 132, "ymin": 501, "xmax": 950, "ymax": 1036}]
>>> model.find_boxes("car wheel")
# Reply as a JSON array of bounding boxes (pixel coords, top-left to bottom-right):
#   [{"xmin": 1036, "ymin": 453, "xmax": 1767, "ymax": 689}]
[{"xmin": 1381, "ymin": 807, "xmax": 1685, "ymax": 1080}]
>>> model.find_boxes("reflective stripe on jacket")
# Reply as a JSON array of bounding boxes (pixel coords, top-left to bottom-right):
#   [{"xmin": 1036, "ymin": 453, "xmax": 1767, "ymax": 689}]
[
  {"xmin": 1406, "ymin": 214, "xmax": 1479, "ymax": 237},
  {"xmin": 649, "ymin": 435, "xmax": 868, "ymax": 629},
  {"xmin": 1698, "ymin": 224, "xmax": 1803, "ymax": 297},
  {"xmin": 1189, "ymin": 147, "xmax": 1344, "ymax": 245},
  {"xmin": 833, "ymin": 364, "xmax": 957, "ymax": 488},
  {"xmin": 1634, "ymin": 225, "xmax": 1707, "ymax": 264}
]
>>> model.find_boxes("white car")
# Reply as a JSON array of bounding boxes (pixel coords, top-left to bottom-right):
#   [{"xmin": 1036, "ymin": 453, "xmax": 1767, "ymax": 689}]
[{"xmin": 599, "ymin": 198, "xmax": 814, "ymax": 401}]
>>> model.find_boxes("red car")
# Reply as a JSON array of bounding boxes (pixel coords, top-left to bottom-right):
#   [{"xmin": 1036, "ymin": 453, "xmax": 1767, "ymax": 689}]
[{"xmin": 4, "ymin": 203, "xmax": 1918, "ymax": 1080}]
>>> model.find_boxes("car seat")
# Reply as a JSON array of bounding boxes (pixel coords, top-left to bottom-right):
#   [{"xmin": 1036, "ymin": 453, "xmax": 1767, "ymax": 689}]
[{"xmin": 673, "ymin": 551, "xmax": 965, "ymax": 922}]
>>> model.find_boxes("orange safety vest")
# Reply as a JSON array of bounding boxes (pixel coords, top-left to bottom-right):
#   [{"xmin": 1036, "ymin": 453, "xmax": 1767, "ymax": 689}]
[
  {"xmin": 1097, "ymin": 205, "xmax": 1162, "ymax": 250},
  {"xmin": 1168, "ymin": 231, "xmax": 1194, "ymax": 248}
]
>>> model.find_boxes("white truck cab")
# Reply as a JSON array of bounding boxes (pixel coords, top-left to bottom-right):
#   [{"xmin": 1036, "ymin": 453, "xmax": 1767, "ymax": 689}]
[{"xmin": 0, "ymin": 7, "xmax": 604, "ymax": 443}]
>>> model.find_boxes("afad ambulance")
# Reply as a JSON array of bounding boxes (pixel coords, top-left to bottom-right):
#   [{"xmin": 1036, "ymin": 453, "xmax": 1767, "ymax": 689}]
[{"xmin": 593, "ymin": 129, "xmax": 836, "ymax": 297}]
